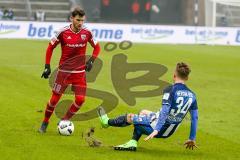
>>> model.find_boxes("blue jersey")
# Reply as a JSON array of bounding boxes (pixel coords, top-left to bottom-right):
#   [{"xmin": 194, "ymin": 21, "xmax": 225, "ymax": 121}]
[{"xmin": 153, "ymin": 83, "xmax": 198, "ymax": 138}]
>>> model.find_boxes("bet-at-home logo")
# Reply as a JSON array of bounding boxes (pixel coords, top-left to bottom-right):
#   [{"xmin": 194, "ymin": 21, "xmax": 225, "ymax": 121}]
[{"xmin": 0, "ymin": 24, "xmax": 20, "ymax": 34}]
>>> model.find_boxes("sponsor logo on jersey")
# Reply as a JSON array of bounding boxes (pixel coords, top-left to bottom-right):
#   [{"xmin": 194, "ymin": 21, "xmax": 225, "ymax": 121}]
[
  {"xmin": 67, "ymin": 36, "xmax": 72, "ymax": 39},
  {"xmin": 66, "ymin": 43, "xmax": 86, "ymax": 48},
  {"xmin": 163, "ymin": 93, "xmax": 170, "ymax": 100}
]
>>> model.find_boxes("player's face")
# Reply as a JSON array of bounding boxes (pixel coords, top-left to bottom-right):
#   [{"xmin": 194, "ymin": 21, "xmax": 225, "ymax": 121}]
[{"xmin": 71, "ymin": 15, "xmax": 85, "ymax": 32}]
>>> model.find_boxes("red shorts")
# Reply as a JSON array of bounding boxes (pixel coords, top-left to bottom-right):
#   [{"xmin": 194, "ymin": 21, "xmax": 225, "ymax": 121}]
[{"xmin": 52, "ymin": 70, "xmax": 86, "ymax": 96}]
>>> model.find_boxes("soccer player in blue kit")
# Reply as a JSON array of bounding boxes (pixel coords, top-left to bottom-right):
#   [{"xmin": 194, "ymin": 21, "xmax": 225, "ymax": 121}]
[{"xmin": 98, "ymin": 62, "xmax": 198, "ymax": 151}]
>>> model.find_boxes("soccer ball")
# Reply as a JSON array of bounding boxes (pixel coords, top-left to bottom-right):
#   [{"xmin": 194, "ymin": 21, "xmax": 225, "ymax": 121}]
[{"xmin": 57, "ymin": 120, "xmax": 74, "ymax": 136}]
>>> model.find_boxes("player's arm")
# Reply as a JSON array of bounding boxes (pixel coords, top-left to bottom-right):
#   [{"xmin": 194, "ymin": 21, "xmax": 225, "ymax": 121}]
[
  {"xmin": 189, "ymin": 109, "xmax": 198, "ymax": 141},
  {"xmin": 184, "ymin": 100, "xmax": 198, "ymax": 150},
  {"xmin": 85, "ymin": 33, "xmax": 100, "ymax": 72},
  {"xmin": 41, "ymin": 32, "xmax": 60, "ymax": 79},
  {"xmin": 144, "ymin": 104, "xmax": 170, "ymax": 141},
  {"xmin": 144, "ymin": 86, "xmax": 172, "ymax": 141}
]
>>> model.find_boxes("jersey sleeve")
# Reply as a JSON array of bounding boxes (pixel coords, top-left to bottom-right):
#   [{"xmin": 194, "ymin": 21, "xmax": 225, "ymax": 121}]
[
  {"xmin": 190, "ymin": 96, "xmax": 198, "ymax": 110},
  {"xmin": 88, "ymin": 30, "xmax": 98, "ymax": 48},
  {"xmin": 162, "ymin": 85, "xmax": 173, "ymax": 106},
  {"xmin": 154, "ymin": 104, "xmax": 170, "ymax": 131},
  {"xmin": 189, "ymin": 109, "xmax": 198, "ymax": 140},
  {"xmin": 51, "ymin": 29, "xmax": 63, "ymax": 45},
  {"xmin": 189, "ymin": 94, "xmax": 198, "ymax": 140},
  {"xmin": 88, "ymin": 30, "xmax": 100, "ymax": 59},
  {"xmin": 45, "ymin": 28, "xmax": 63, "ymax": 64},
  {"xmin": 154, "ymin": 85, "xmax": 173, "ymax": 131}
]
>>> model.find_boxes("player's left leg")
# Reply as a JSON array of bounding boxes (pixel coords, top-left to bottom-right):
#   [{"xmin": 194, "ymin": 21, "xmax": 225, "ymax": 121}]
[
  {"xmin": 62, "ymin": 95, "xmax": 85, "ymax": 120},
  {"xmin": 97, "ymin": 106, "xmax": 133, "ymax": 128},
  {"xmin": 62, "ymin": 73, "xmax": 86, "ymax": 120},
  {"xmin": 98, "ymin": 108, "xmax": 156, "ymax": 128}
]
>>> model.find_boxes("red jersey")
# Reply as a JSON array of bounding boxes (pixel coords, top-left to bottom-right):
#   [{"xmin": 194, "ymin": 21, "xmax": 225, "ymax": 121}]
[{"xmin": 45, "ymin": 24, "xmax": 100, "ymax": 72}]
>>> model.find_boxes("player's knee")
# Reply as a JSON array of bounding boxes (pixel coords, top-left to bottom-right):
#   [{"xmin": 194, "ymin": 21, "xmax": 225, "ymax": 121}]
[
  {"xmin": 75, "ymin": 96, "xmax": 85, "ymax": 106},
  {"xmin": 139, "ymin": 110, "xmax": 151, "ymax": 115},
  {"xmin": 139, "ymin": 110, "xmax": 146, "ymax": 115},
  {"xmin": 49, "ymin": 93, "xmax": 61, "ymax": 106},
  {"xmin": 127, "ymin": 113, "xmax": 134, "ymax": 123}
]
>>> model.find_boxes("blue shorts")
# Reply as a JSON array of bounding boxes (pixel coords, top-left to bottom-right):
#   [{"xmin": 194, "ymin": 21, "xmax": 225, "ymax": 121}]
[
  {"xmin": 132, "ymin": 113, "xmax": 160, "ymax": 137},
  {"xmin": 132, "ymin": 113, "xmax": 178, "ymax": 138},
  {"xmin": 132, "ymin": 113, "xmax": 157, "ymax": 126}
]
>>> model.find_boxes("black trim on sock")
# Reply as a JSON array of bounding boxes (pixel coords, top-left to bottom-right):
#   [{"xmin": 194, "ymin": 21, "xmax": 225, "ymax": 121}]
[{"xmin": 108, "ymin": 114, "xmax": 131, "ymax": 127}]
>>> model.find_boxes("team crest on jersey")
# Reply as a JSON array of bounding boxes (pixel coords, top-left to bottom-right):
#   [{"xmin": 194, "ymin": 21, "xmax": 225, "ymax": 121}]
[{"xmin": 81, "ymin": 34, "xmax": 86, "ymax": 40}]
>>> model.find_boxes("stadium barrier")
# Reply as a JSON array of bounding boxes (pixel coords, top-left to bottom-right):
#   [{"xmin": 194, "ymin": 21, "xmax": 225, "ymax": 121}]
[{"xmin": 0, "ymin": 21, "xmax": 240, "ymax": 45}]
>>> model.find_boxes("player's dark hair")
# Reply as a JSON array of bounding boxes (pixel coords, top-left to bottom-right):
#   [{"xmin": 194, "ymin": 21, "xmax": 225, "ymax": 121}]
[
  {"xmin": 71, "ymin": 8, "xmax": 85, "ymax": 17},
  {"xmin": 176, "ymin": 62, "xmax": 191, "ymax": 80}
]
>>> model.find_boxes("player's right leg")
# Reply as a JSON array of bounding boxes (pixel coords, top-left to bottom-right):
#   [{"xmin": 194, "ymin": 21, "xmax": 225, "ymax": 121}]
[
  {"xmin": 113, "ymin": 124, "xmax": 144, "ymax": 151},
  {"xmin": 97, "ymin": 106, "xmax": 133, "ymax": 128},
  {"xmin": 113, "ymin": 139, "xmax": 138, "ymax": 151},
  {"xmin": 113, "ymin": 114, "xmax": 154, "ymax": 151},
  {"xmin": 39, "ymin": 70, "xmax": 70, "ymax": 133},
  {"xmin": 38, "ymin": 92, "xmax": 62, "ymax": 133}
]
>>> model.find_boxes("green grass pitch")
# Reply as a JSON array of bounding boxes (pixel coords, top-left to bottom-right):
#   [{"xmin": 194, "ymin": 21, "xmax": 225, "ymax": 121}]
[{"xmin": 0, "ymin": 39, "xmax": 239, "ymax": 160}]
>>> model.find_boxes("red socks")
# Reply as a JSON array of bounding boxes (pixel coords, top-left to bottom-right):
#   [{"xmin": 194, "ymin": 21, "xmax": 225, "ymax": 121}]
[
  {"xmin": 62, "ymin": 95, "xmax": 85, "ymax": 120},
  {"xmin": 43, "ymin": 92, "xmax": 62, "ymax": 123}
]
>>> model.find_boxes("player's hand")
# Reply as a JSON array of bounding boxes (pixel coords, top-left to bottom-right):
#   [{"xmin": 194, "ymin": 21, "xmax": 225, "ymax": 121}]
[
  {"xmin": 85, "ymin": 56, "xmax": 95, "ymax": 72},
  {"xmin": 41, "ymin": 64, "xmax": 51, "ymax": 79},
  {"xmin": 144, "ymin": 130, "xmax": 158, "ymax": 141},
  {"xmin": 184, "ymin": 139, "xmax": 198, "ymax": 150}
]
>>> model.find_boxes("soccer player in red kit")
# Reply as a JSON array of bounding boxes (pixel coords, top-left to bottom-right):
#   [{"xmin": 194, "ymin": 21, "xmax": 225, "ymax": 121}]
[{"xmin": 38, "ymin": 8, "xmax": 100, "ymax": 133}]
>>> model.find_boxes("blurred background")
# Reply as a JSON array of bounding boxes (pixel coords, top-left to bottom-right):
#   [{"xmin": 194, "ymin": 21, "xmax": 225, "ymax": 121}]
[
  {"xmin": 0, "ymin": 0, "xmax": 240, "ymax": 27},
  {"xmin": 0, "ymin": 1, "xmax": 240, "ymax": 160}
]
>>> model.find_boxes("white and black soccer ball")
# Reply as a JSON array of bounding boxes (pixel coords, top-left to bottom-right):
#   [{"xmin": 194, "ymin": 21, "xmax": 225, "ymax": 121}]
[{"xmin": 57, "ymin": 120, "xmax": 74, "ymax": 136}]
